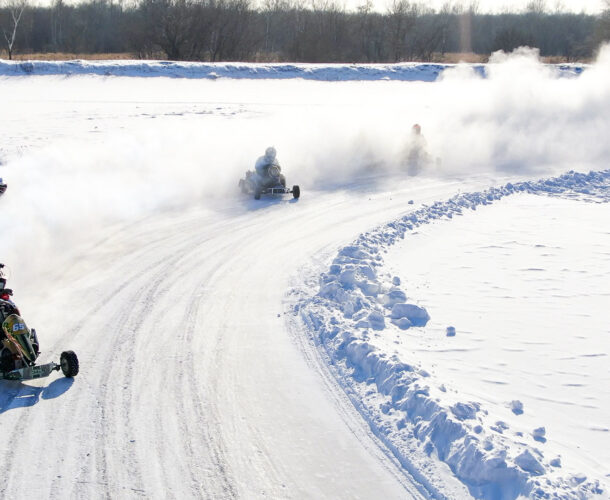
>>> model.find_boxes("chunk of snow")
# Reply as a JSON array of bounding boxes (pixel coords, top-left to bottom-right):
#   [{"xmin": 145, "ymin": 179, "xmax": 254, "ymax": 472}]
[
  {"xmin": 367, "ymin": 311, "xmax": 386, "ymax": 331},
  {"xmin": 532, "ymin": 427, "xmax": 546, "ymax": 442},
  {"xmin": 391, "ymin": 317, "xmax": 412, "ymax": 330},
  {"xmin": 515, "ymin": 450, "xmax": 545, "ymax": 475},
  {"xmin": 510, "ymin": 400, "xmax": 524, "ymax": 415},
  {"xmin": 450, "ymin": 402, "xmax": 480, "ymax": 420},
  {"xmin": 390, "ymin": 303, "xmax": 430, "ymax": 326},
  {"xmin": 339, "ymin": 268, "xmax": 357, "ymax": 287},
  {"xmin": 383, "ymin": 289, "xmax": 407, "ymax": 308}
]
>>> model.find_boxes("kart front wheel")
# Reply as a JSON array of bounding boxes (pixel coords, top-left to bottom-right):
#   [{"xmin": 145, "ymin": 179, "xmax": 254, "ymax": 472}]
[
  {"xmin": 292, "ymin": 185, "xmax": 300, "ymax": 199},
  {"xmin": 60, "ymin": 350, "xmax": 79, "ymax": 378}
]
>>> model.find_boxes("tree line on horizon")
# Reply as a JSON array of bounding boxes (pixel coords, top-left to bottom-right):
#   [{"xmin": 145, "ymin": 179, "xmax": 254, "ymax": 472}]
[{"xmin": 1, "ymin": 0, "xmax": 610, "ymax": 62}]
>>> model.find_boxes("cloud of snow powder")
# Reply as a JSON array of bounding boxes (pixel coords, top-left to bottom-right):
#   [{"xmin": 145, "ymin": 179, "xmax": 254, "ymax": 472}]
[
  {"xmin": 265, "ymin": 45, "xmax": 610, "ymax": 184},
  {"xmin": 1, "ymin": 46, "xmax": 609, "ymax": 283},
  {"xmin": 430, "ymin": 45, "xmax": 610, "ymax": 176}
]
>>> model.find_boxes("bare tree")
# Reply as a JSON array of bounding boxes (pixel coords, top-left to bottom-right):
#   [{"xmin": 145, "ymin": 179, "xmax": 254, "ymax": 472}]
[
  {"xmin": 593, "ymin": 0, "xmax": 610, "ymax": 47},
  {"xmin": 0, "ymin": 0, "xmax": 602, "ymax": 63},
  {"xmin": 493, "ymin": 25, "xmax": 535, "ymax": 52},
  {"xmin": 411, "ymin": 7, "xmax": 451, "ymax": 61},
  {"xmin": 387, "ymin": 0, "xmax": 417, "ymax": 61},
  {"xmin": 207, "ymin": 0, "xmax": 256, "ymax": 61},
  {"xmin": 284, "ymin": 0, "xmax": 308, "ymax": 61},
  {"xmin": 138, "ymin": 0, "xmax": 206, "ymax": 60},
  {"xmin": 261, "ymin": 0, "xmax": 290, "ymax": 56},
  {"xmin": 0, "ymin": 0, "xmax": 27, "ymax": 59},
  {"xmin": 50, "ymin": 0, "xmax": 67, "ymax": 51},
  {"xmin": 526, "ymin": 0, "xmax": 546, "ymax": 14},
  {"xmin": 355, "ymin": 0, "xmax": 385, "ymax": 62}
]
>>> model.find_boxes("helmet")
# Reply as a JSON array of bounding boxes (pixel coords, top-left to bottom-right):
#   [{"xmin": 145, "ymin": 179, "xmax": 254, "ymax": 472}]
[
  {"xmin": 412, "ymin": 124, "xmax": 421, "ymax": 135},
  {"xmin": 265, "ymin": 146, "xmax": 277, "ymax": 161}
]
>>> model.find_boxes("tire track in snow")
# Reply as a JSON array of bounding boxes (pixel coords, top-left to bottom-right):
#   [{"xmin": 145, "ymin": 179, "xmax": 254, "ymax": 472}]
[
  {"xmin": 71, "ymin": 254, "xmax": 175, "ymax": 498},
  {"xmin": 163, "ymin": 237, "xmax": 242, "ymax": 499},
  {"xmin": 45, "ymin": 221, "xmax": 216, "ymax": 498},
  {"xmin": 3, "ymin": 180, "xmax": 473, "ymax": 499},
  {"xmin": 285, "ymin": 280, "xmax": 431, "ymax": 498},
  {"xmin": 85, "ymin": 222, "xmax": 238, "ymax": 499}
]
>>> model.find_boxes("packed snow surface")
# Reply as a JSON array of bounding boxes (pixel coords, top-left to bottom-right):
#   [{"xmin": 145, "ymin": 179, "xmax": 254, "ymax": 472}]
[
  {"xmin": 386, "ymin": 192, "xmax": 610, "ymax": 478},
  {"xmin": 1, "ymin": 47, "xmax": 609, "ymax": 499}
]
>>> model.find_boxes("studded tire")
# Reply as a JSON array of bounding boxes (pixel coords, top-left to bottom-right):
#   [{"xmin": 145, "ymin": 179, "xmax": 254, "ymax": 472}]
[{"xmin": 60, "ymin": 350, "xmax": 79, "ymax": 378}]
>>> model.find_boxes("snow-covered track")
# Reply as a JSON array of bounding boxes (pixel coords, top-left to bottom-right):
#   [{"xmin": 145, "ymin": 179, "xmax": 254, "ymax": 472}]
[{"xmin": 1, "ymin": 183, "xmax": 469, "ymax": 498}]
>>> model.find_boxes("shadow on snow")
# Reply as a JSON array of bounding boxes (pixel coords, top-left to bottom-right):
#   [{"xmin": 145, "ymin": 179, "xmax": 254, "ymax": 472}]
[
  {"xmin": 0, "ymin": 377, "xmax": 75, "ymax": 414},
  {"xmin": 238, "ymin": 194, "xmax": 300, "ymax": 211}
]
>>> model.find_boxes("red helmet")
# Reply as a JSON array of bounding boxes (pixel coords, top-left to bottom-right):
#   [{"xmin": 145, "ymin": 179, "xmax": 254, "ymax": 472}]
[{"xmin": 412, "ymin": 124, "xmax": 421, "ymax": 134}]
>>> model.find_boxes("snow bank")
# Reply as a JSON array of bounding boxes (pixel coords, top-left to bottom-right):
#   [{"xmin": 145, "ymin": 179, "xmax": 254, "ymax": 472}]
[
  {"xmin": 0, "ymin": 59, "xmax": 583, "ymax": 81},
  {"xmin": 294, "ymin": 169, "xmax": 610, "ymax": 499}
]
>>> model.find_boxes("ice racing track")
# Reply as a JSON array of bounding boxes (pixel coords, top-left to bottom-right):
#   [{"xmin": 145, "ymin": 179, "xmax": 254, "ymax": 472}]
[
  {"xmin": 2, "ymin": 56, "xmax": 610, "ymax": 499},
  {"xmin": 0, "ymin": 179, "xmax": 474, "ymax": 499}
]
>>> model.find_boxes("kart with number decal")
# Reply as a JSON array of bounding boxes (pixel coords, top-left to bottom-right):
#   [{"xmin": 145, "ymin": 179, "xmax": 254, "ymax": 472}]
[{"xmin": 0, "ymin": 264, "xmax": 79, "ymax": 381}]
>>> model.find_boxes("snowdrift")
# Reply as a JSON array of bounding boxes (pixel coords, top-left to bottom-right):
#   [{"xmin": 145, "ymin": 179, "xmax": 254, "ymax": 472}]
[
  {"xmin": 294, "ymin": 169, "xmax": 610, "ymax": 499},
  {"xmin": 0, "ymin": 59, "xmax": 584, "ymax": 81}
]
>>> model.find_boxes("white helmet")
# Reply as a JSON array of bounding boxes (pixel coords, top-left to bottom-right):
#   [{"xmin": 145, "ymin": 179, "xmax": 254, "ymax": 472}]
[{"xmin": 265, "ymin": 146, "xmax": 277, "ymax": 161}]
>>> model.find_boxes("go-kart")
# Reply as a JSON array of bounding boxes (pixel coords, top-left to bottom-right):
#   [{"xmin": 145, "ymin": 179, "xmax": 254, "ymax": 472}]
[
  {"xmin": 239, "ymin": 165, "xmax": 300, "ymax": 200},
  {"xmin": 0, "ymin": 264, "xmax": 79, "ymax": 381}
]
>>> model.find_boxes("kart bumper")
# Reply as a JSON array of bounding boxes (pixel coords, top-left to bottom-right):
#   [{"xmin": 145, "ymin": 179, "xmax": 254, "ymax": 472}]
[{"xmin": 1, "ymin": 361, "xmax": 59, "ymax": 381}]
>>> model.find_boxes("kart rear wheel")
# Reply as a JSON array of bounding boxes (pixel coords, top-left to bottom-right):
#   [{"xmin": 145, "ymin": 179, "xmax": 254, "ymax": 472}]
[
  {"xmin": 0, "ymin": 348, "xmax": 14, "ymax": 373},
  {"xmin": 292, "ymin": 185, "xmax": 300, "ymax": 199},
  {"xmin": 60, "ymin": 350, "xmax": 79, "ymax": 378}
]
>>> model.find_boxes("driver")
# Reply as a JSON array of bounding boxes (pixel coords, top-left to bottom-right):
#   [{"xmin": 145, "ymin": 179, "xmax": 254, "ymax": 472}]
[
  {"xmin": 0, "ymin": 275, "xmax": 22, "ymax": 371},
  {"xmin": 0, "ymin": 267, "xmax": 39, "ymax": 372},
  {"xmin": 0, "ymin": 265, "xmax": 15, "ymax": 323},
  {"xmin": 255, "ymin": 146, "xmax": 281, "ymax": 187},
  {"xmin": 0, "ymin": 265, "xmax": 19, "ymax": 337},
  {"xmin": 405, "ymin": 123, "xmax": 429, "ymax": 176}
]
